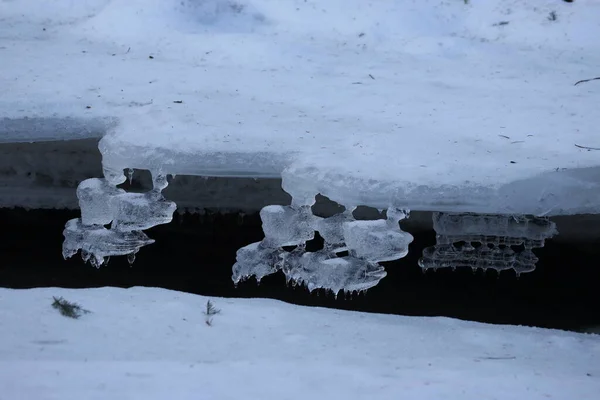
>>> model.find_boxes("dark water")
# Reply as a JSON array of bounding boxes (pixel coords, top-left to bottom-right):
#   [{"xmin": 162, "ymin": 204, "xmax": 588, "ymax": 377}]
[{"xmin": 1, "ymin": 208, "xmax": 599, "ymax": 332}]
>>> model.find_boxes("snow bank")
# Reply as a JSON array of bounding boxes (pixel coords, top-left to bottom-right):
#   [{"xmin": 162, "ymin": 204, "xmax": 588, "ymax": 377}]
[
  {"xmin": 1, "ymin": 287, "xmax": 599, "ymax": 399},
  {"xmin": 1, "ymin": 0, "xmax": 599, "ymax": 214}
]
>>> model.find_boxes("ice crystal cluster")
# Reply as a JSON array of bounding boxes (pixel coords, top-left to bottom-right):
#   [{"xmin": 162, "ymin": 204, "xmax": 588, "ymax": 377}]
[
  {"xmin": 232, "ymin": 204, "xmax": 414, "ymax": 295},
  {"xmin": 62, "ymin": 168, "xmax": 558, "ymax": 293},
  {"xmin": 62, "ymin": 167, "xmax": 176, "ymax": 267}
]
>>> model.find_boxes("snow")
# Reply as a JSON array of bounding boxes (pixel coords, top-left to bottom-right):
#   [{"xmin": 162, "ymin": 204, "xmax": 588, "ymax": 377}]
[
  {"xmin": 1, "ymin": 0, "xmax": 600, "ymax": 214},
  {"xmin": 1, "ymin": 287, "xmax": 599, "ymax": 399}
]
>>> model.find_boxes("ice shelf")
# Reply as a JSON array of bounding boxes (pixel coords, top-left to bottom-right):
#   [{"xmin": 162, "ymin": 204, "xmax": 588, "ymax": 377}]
[{"xmin": 2, "ymin": 1, "xmax": 600, "ymax": 215}]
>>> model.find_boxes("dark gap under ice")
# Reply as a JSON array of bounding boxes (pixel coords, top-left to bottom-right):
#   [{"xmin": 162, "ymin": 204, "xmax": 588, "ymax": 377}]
[{"xmin": 1, "ymin": 207, "xmax": 599, "ymax": 333}]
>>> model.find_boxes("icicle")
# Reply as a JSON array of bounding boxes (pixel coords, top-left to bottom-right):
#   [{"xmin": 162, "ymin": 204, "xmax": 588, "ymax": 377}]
[
  {"xmin": 103, "ymin": 166, "xmax": 126, "ymax": 186},
  {"xmin": 127, "ymin": 168, "xmax": 134, "ymax": 185},
  {"xmin": 151, "ymin": 172, "xmax": 169, "ymax": 192},
  {"xmin": 127, "ymin": 252, "xmax": 136, "ymax": 265},
  {"xmin": 89, "ymin": 254, "xmax": 104, "ymax": 269},
  {"xmin": 237, "ymin": 212, "xmax": 245, "ymax": 226}
]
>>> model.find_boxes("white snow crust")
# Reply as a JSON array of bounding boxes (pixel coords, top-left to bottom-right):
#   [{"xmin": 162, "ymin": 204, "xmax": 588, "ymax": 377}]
[
  {"xmin": 1, "ymin": 0, "xmax": 599, "ymax": 214},
  {"xmin": 1, "ymin": 287, "xmax": 599, "ymax": 399}
]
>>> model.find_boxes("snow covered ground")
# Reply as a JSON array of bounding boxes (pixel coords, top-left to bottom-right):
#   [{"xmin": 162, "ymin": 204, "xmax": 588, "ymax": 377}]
[
  {"xmin": 2, "ymin": 0, "xmax": 600, "ymax": 214},
  {"xmin": 0, "ymin": 287, "xmax": 599, "ymax": 399}
]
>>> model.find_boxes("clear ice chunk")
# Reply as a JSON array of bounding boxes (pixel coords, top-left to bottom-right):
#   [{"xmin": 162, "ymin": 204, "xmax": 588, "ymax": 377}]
[
  {"xmin": 343, "ymin": 209, "xmax": 413, "ymax": 262},
  {"xmin": 314, "ymin": 212, "xmax": 353, "ymax": 251},
  {"xmin": 282, "ymin": 249, "xmax": 387, "ymax": 294},
  {"xmin": 151, "ymin": 173, "xmax": 169, "ymax": 191},
  {"xmin": 102, "ymin": 166, "xmax": 127, "ymax": 186},
  {"xmin": 386, "ymin": 207, "xmax": 410, "ymax": 223},
  {"xmin": 232, "ymin": 242, "xmax": 285, "ymax": 284},
  {"xmin": 64, "ymin": 168, "xmax": 176, "ymax": 266},
  {"xmin": 260, "ymin": 205, "xmax": 318, "ymax": 247},
  {"xmin": 232, "ymin": 201, "xmax": 412, "ymax": 293},
  {"xmin": 62, "ymin": 218, "xmax": 154, "ymax": 267},
  {"xmin": 77, "ymin": 178, "xmax": 125, "ymax": 226},
  {"xmin": 110, "ymin": 192, "xmax": 176, "ymax": 232}
]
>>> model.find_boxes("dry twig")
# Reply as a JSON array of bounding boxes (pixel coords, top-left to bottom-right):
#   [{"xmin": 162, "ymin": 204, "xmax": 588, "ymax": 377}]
[
  {"xmin": 574, "ymin": 77, "xmax": 600, "ymax": 86},
  {"xmin": 575, "ymin": 144, "xmax": 600, "ymax": 151}
]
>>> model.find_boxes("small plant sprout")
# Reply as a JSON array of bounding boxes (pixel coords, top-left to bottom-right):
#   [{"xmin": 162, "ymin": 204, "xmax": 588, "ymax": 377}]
[
  {"xmin": 51, "ymin": 296, "xmax": 91, "ymax": 319},
  {"xmin": 204, "ymin": 300, "xmax": 221, "ymax": 326}
]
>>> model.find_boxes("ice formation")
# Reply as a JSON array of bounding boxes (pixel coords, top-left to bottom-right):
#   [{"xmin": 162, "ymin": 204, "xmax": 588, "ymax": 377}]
[
  {"xmin": 62, "ymin": 168, "xmax": 176, "ymax": 267},
  {"xmin": 232, "ymin": 202, "xmax": 413, "ymax": 295},
  {"xmin": 419, "ymin": 213, "xmax": 558, "ymax": 276},
  {"xmin": 63, "ymin": 167, "xmax": 561, "ymax": 292}
]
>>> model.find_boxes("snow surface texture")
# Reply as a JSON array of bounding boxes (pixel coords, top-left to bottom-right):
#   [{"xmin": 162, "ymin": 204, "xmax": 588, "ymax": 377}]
[
  {"xmin": 1, "ymin": 287, "xmax": 599, "ymax": 400},
  {"xmin": 2, "ymin": 0, "xmax": 600, "ymax": 215}
]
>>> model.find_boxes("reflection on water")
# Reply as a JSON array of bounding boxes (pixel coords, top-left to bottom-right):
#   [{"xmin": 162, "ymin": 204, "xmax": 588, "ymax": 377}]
[{"xmin": 419, "ymin": 213, "xmax": 558, "ymax": 276}]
